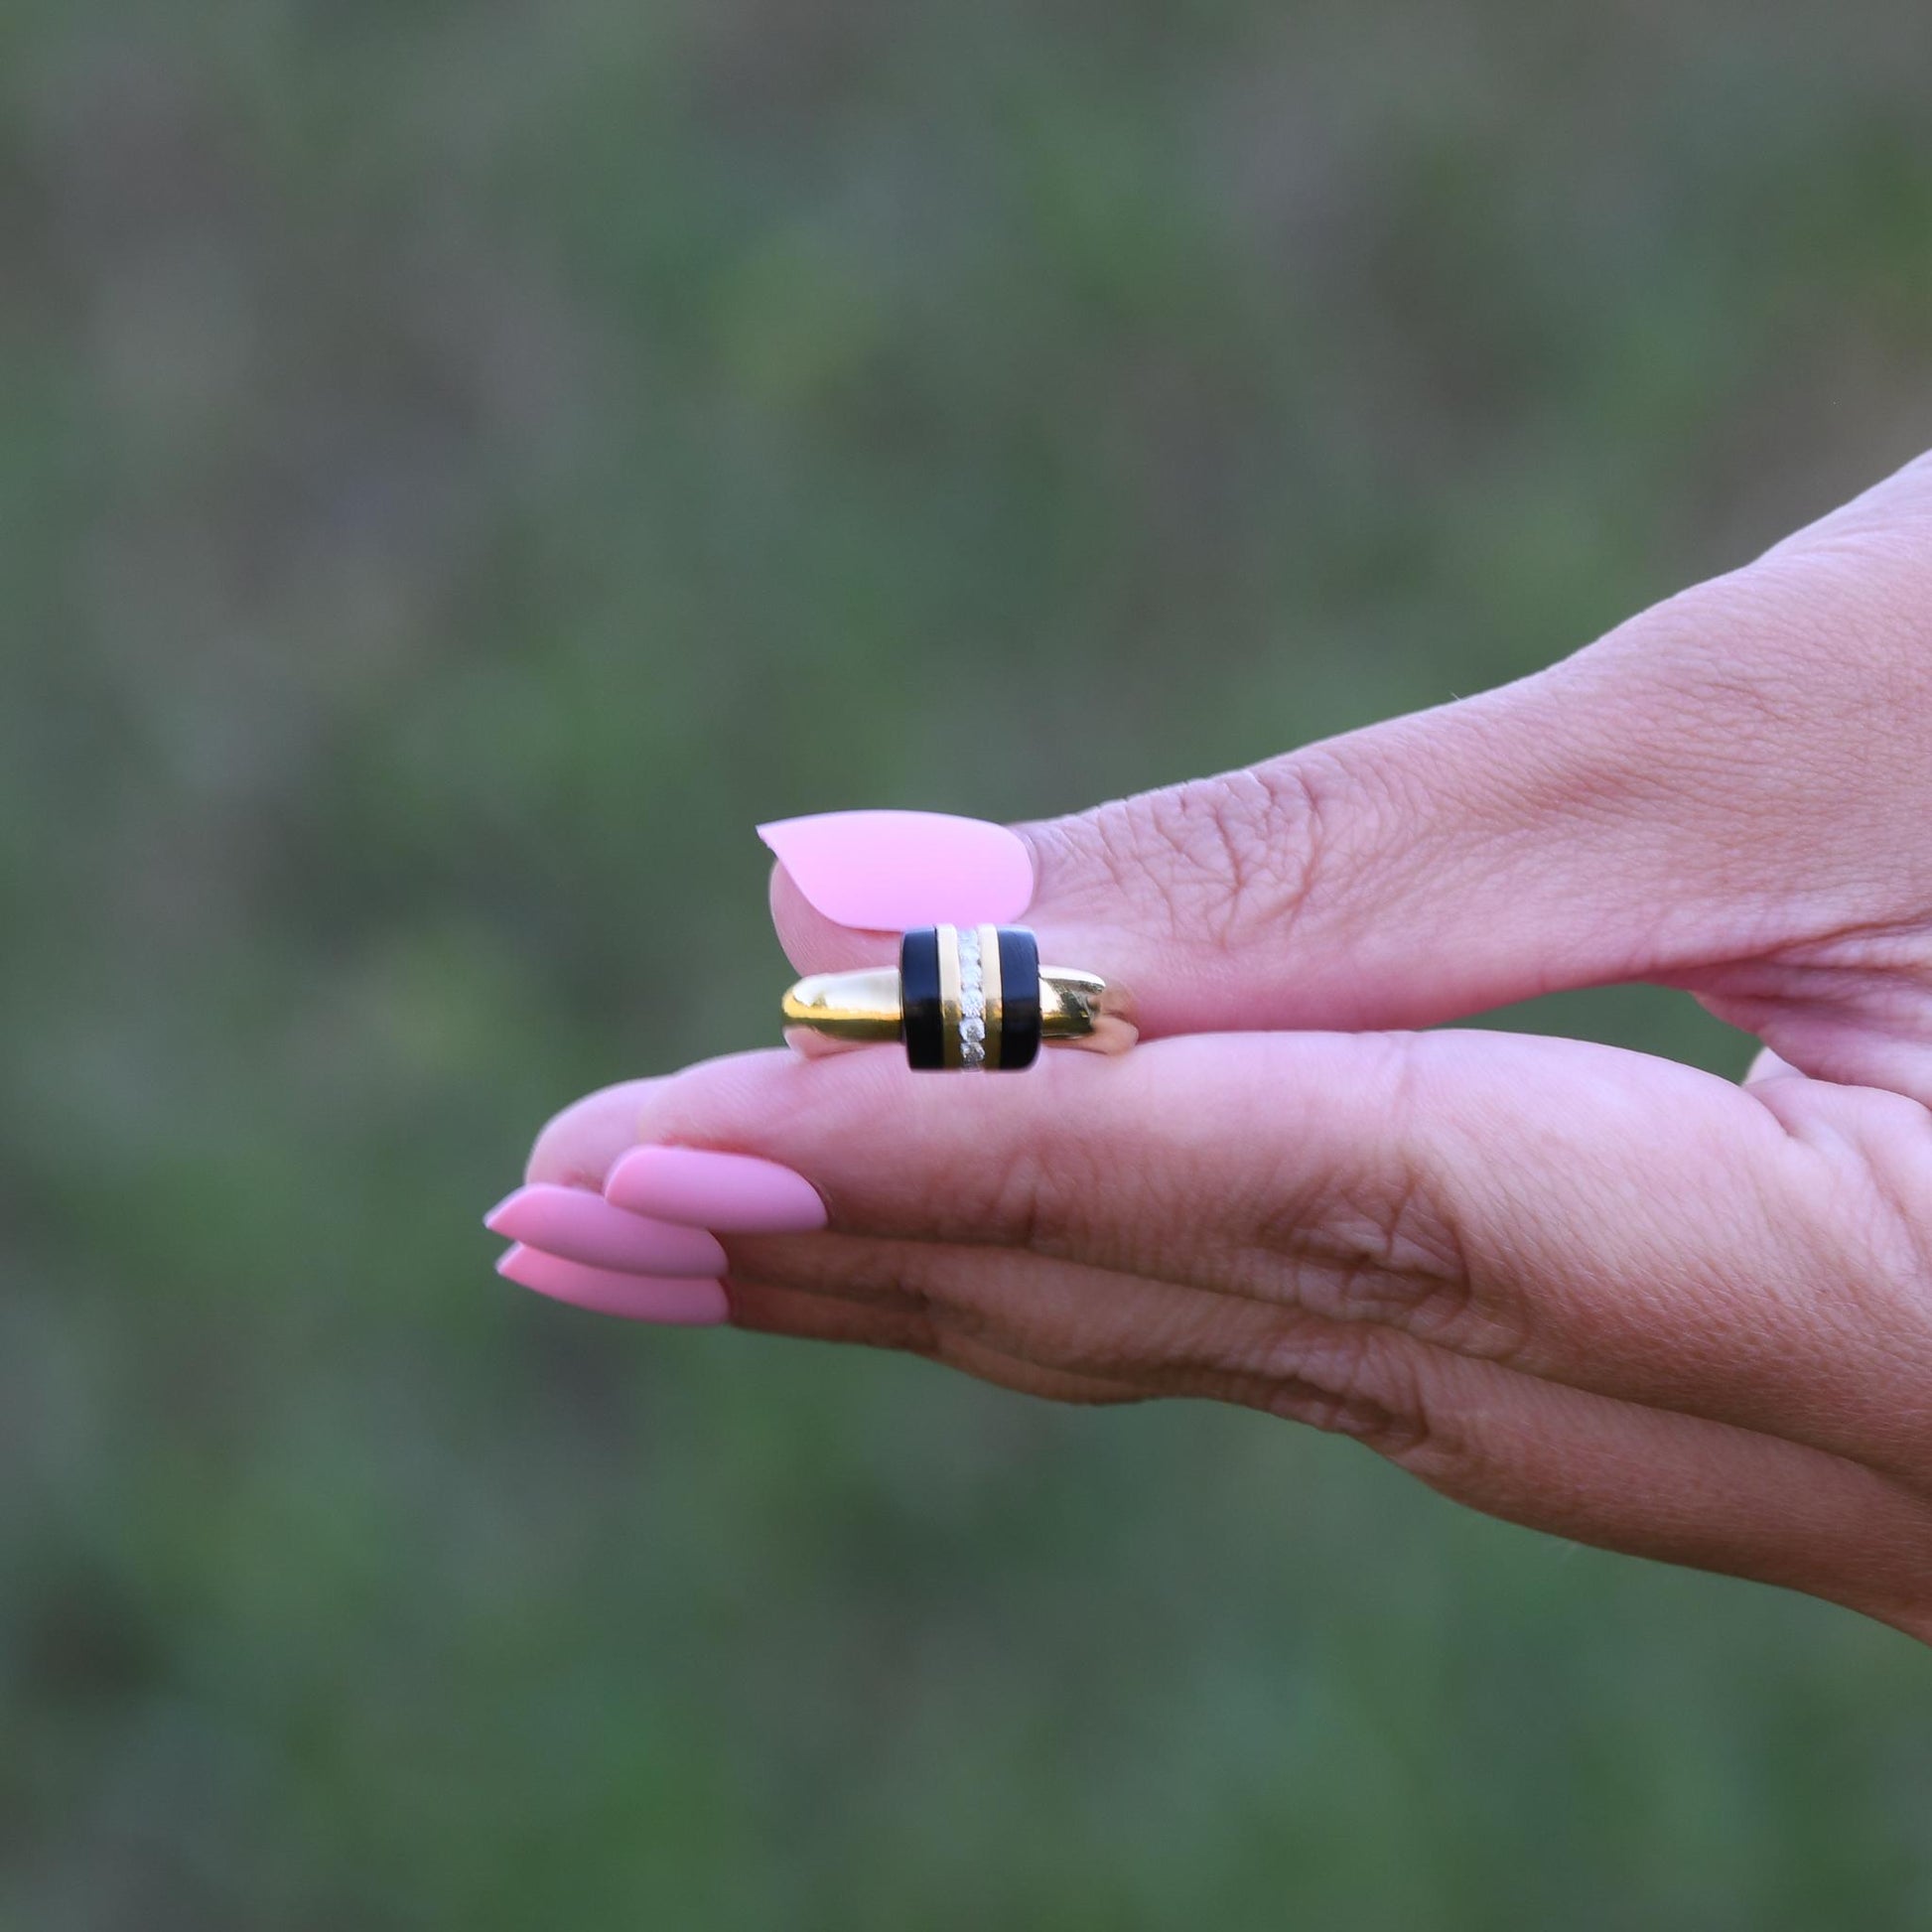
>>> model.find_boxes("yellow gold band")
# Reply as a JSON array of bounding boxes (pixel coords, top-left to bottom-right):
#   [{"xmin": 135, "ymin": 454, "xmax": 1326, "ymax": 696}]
[{"xmin": 779, "ymin": 924, "xmax": 1138, "ymax": 1068}]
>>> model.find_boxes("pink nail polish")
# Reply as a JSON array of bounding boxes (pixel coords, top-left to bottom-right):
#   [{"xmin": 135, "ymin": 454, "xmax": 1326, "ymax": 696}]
[
  {"xmin": 604, "ymin": 1145, "xmax": 828, "ymax": 1234},
  {"xmin": 485, "ymin": 1184, "xmax": 727, "ymax": 1277},
  {"xmin": 495, "ymin": 1245, "xmax": 730, "ymax": 1324},
  {"xmin": 758, "ymin": 809, "xmax": 1034, "ymax": 930}
]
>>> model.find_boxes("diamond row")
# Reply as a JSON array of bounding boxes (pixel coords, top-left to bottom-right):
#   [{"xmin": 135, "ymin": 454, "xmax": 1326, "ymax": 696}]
[{"xmin": 957, "ymin": 927, "xmax": 987, "ymax": 1069}]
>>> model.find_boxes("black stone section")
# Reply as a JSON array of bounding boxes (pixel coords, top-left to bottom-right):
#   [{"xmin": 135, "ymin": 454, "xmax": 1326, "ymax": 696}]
[
  {"xmin": 995, "ymin": 927, "xmax": 1040, "ymax": 1070},
  {"xmin": 899, "ymin": 927, "xmax": 945, "ymax": 1070}
]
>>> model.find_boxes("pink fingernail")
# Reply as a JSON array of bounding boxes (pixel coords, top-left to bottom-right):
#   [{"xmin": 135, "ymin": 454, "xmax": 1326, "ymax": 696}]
[
  {"xmin": 485, "ymin": 1184, "xmax": 727, "ymax": 1277},
  {"xmin": 495, "ymin": 1245, "xmax": 730, "ymax": 1324},
  {"xmin": 604, "ymin": 1145, "xmax": 828, "ymax": 1233},
  {"xmin": 758, "ymin": 809, "xmax": 1034, "ymax": 929}
]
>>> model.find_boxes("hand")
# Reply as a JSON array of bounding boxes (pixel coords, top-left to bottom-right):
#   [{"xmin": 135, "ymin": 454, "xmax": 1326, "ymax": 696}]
[{"xmin": 503, "ymin": 453, "xmax": 1932, "ymax": 1640}]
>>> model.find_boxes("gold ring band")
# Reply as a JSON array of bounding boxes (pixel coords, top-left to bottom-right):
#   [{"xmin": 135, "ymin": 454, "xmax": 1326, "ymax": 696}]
[{"xmin": 780, "ymin": 924, "xmax": 1139, "ymax": 1070}]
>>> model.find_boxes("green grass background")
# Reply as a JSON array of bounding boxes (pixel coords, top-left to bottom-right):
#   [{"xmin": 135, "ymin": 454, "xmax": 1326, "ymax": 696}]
[{"xmin": 3, "ymin": 2, "xmax": 1931, "ymax": 1925}]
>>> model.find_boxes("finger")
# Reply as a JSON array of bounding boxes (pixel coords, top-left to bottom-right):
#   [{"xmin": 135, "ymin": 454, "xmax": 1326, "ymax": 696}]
[
  {"xmin": 531, "ymin": 1035, "xmax": 1932, "ymax": 1481},
  {"xmin": 494, "ymin": 1245, "xmax": 729, "ymax": 1324},
  {"xmin": 766, "ymin": 452, "xmax": 1932, "ymax": 1036},
  {"xmin": 722, "ymin": 1273, "xmax": 934, "ymax": 1354},
  {"xmin": 510, "ymin": 1080, "xmax": 1137, "ymax": 1406},
  {"xmin": 724, "ymin": 1233, "xmax": 1932, "ymax": 1637},
  {"xmin": 724, "ymin": 1274, "xmax": 1144, "ymax": 1405}
]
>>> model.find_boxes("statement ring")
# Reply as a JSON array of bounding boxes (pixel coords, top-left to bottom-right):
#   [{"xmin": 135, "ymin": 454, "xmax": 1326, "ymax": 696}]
[{"xmin": 781, "ymin": 925, "xmax": 1139, "ymax": 1071}]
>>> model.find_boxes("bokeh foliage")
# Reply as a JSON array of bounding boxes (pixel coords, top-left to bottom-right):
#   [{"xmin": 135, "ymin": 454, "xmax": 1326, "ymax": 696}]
[{"xmin": 3, "ymin": 1, "xmax": 1931, "ymax": 1925}]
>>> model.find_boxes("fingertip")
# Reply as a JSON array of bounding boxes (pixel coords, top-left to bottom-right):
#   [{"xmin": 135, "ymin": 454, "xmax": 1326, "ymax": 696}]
[
  {"xmin": 767, "ymin": 856, "xmax": 897, "ymax": 975},
  {"xmin": 483, "ymin": 1187, "xmax": 526, "ymax": 1233},
  {"xmin": 757, "ymin": 809, "xmax": 1034, "ymax": 931},
  {"xmin": 605, "ymin": 1143, "xmax": 830, "ymax": 1233},
  {"xmin": 524, "ymin": 1078, "xmax": 664, "ymax": 1188},
  {"xmin": 494, "ymin": 1242, "xmax": 733, "ymax": 1324}
]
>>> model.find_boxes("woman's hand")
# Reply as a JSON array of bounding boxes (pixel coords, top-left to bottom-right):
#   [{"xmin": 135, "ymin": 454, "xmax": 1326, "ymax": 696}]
[{"xmin": 502, "ymin": 452, "xmax": 1932, "ymax": 1640}]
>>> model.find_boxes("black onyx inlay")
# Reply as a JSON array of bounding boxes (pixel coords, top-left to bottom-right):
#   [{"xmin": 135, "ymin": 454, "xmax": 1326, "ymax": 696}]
[
  {"xmin": 995, "ymin": 927, "xmax": 1040, "ymax": 1070},
  {"xmin": 899, "ymin": 928, "xmax": 945, "ymax": 1070}
]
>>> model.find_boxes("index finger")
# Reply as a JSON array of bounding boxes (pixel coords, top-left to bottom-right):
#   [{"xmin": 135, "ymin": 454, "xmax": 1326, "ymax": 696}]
[{"xmin": 526, "ymin": 1032, "xmax": 1932, "ymax": 1484}]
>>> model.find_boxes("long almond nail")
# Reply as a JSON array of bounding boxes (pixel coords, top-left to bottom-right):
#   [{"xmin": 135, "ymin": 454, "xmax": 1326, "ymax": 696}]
[
  {"xmin": 495, "ymin": 1245, "xmax": 730, "ymax": 1324},
  {"xmin": 758, "ymin": 809, "xmax": 1033, "ymax": 930},
  {"xmin": 605, "ymin": 1146, "xmax": 828, "ymax": 1233},
  {"xmin": 485, "ymin": 1184, "xmax": 727, "ymax": 1277}
]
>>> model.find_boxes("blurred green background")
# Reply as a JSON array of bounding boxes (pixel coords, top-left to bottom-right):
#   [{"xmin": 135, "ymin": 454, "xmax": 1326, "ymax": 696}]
[{"xmin": 4, "ymin": 1, "xmax": 1931, "ymax": 1925}]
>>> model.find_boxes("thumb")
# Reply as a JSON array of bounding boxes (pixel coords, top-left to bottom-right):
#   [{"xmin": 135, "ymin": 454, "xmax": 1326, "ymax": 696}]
[
  {"xmin": 766, "ymin": 668, "xmax": 1668, "ymax": 1035},
  {"xmin": 767, "ymin": 453, "xmax": 1932, "ymax": 1038}
]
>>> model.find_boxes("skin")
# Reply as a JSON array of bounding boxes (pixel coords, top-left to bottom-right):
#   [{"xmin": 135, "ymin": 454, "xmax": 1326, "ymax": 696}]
[{"xmin": 525, "ymin": 451, "xmax": 1932, "ymax": 1641}]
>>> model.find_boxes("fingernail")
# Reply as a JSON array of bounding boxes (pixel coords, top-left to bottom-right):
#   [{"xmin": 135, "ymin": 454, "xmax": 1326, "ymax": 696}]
[
  {"xmin": 758, "ymin": 809, "xmax": 1034, "ymax": 929},
  {"xmin": 605, "ymin": 1145, "xmax": 828, "ymax": 1234},
  {"xmin": 495, "ymin": 1245, "xmax": 730, "ymax": 1324},
  {"xmin": 484, "ymin": 1184, "xmax": 728, "ymax": 1277}
]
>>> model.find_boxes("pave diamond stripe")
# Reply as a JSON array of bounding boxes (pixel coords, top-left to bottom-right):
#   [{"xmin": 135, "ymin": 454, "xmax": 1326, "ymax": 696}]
[{"xmin": 957, "ymin": 926, "xmax": 986, "ymax": 1069}]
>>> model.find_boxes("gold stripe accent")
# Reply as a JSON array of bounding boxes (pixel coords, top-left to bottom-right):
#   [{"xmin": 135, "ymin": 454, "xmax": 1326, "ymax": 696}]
[
  {"xmin": 977, "ymin": 922, "xmax": 1003, "ymax": 1069},
  {"xmin": 936, "ymin": 923, "xmax": 963, "ymax": 1069}
]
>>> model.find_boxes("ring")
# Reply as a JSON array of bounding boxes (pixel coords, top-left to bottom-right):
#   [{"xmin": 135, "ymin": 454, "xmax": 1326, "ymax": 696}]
[{"xmin": 780, "ymin": 925, "xmax": 1139, "ymax": 1070}]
